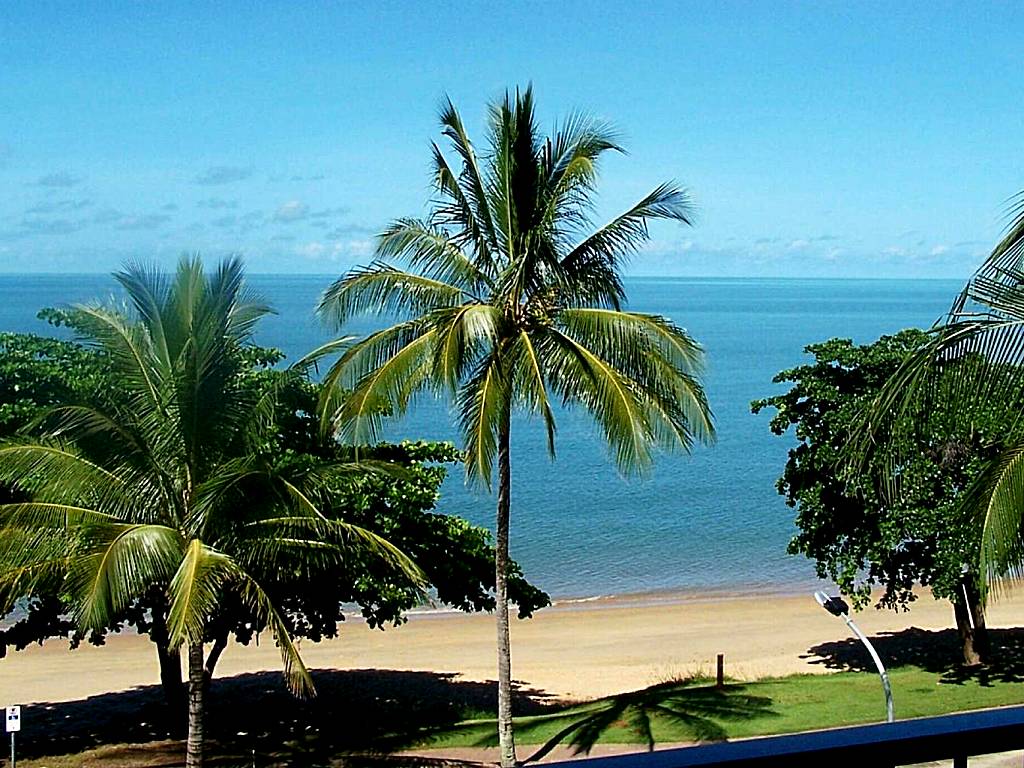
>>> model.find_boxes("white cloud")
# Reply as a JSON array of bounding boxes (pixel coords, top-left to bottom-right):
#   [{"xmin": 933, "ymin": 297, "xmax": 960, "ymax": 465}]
[
  {"xmin": 929, "ymin": 245, "xmax": 950, "ymax": 256},
  {"xmin": 113, "ymin": 213, "xmax": 173, "ymax": 231},
  {"xmin": 194, "ymin": 166, "xmax": 253, "ymax": 185},
  {"xmin": 298, "ymin": 241, "xmax": 325, "ymax": 257},
  {"xmin": 24, "ymin": 199, "xmax": 92, "ymax": 215},
  {"xmin": 297, "ymin": 237, "xmax": 372, "ymax": 261},
  {"xmin": 35, "ymin": 171, "xmax": 82, "ymax": 188},
  {"xmin": 274, "ymin": 200, "xmax": 309, "ymax": 223},
  {"xmin": 348, "ymin": 238, "xmax": 374, "ymax": 258},
  {"xmin": 197, "ymin": 198, "xmax": 238, "ymax": 210}
]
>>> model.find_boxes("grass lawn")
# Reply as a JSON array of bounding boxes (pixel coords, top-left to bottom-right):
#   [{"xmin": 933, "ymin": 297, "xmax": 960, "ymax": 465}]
[{"xmin": 419, "ymin": 667, "xmax": 1024, "ymax": 757}]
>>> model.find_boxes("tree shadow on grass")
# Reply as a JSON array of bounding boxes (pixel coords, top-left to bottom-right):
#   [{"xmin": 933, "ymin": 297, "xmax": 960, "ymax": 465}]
[
  {"xmin": 16, "ymin": 668, "xmax": 556, "ymax": 766},
  {"xmin": 430, "ymin": 678, "xmax": 777, "ymax": 762},
  {"xmin": 802, "ymin": 626, "xmax": 1024, "ymax": 686}
]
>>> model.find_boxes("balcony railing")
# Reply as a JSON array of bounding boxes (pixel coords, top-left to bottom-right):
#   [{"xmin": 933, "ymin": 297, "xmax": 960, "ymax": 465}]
[{"xmin": 545, "ymin": 704, "xmax": 1024, "ymax": 768}]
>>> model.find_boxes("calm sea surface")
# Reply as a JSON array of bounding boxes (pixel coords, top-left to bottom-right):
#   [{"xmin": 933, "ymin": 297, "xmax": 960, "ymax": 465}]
[{"xmin": 0, "ymin": 275, "xmax": 964, "ymax": 599}]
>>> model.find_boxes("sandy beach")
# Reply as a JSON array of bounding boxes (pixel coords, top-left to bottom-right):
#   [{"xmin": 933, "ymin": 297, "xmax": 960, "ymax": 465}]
[{"xmin": 4, "ymin": 587, "xmax": 1024, "ymax": 706}]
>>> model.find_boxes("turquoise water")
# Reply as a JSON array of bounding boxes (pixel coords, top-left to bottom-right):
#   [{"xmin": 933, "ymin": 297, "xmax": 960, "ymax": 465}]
[{"xmin": 0, "ymin": 275, "xmax": 963, "ymax": 598}]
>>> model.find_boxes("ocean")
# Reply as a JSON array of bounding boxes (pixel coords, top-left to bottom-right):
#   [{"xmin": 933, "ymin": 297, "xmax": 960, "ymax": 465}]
[{"xmin": 0, "ymin": 274, "xmax": 964, "ymax": 600}]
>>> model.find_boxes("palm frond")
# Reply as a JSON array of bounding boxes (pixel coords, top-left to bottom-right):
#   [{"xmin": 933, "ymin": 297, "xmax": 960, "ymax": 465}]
[
  {"xmin": 318, "ymin": 260, "xmax": 467, "ymax": 328},
  {"xmin": 850, "ymin": 191, "xmax": 1024, "ymax": 596},
  {"xmin": 457, "ymin": 354, "xmax": 509, "ymax": 487},
  {"xmin": 0, "ymin": 501, "xmax": 117, "ymax": 530},
  {"xmin": 439, "ymin": 95, "xmax": 501, "ymax": 265},
  {"xmin": 542, "ymin": 328, "xmax": 654, "ymax": 474},
  {"xmin": 69, "ymin": 304, "xmax": 165, "ymax": 410},
  {"xmin": 508, "ymin": 331, "xmax": 556, "ymax": 456},
  {"xmin": 555, "ymin": 308, "xmax": 714, "ymax": 447},
  {"xmin": 240, "ymin": 489, "xmax": 426, "ymax": 589},
  {"xmin": 0, "ymin": 441, "xmax": 143, "ymax": 516},
  {"xmin": 431, "ymin": 303, "xmax": 500, "ymax": 394},
  {"xmin": 431, "ymin": 147, "xmax": 500, "ymax": 282},
  {"xmin": 167, "ymin": 538, "xmax": 231, "ymax": 647},
  {"xmin": 976, "ymin": 444, "xmax": 1024, "ymax": 589},
  {"xmin": 558, "ymin": 308, "xmax": 706, "ymax": 376},
  {"xmin": 231, "ymin": 565, "xmax": 316, "ymax": 697},
  {"xmin": 291, "ymin": 336, "xmax": 356, "ymax": 375},
  {"xmin": 539, "ymin": 113, "xmax": 622, "ymax": 232},
  {"xmin": 0, "ymin": 529, "xmax": 78, "ymax": 607},
  {"xmin": 558, "ymin": 184, "xmax": 694, "ymax": 308},
  {"xmin": 114, "ymin": 260, "xmax": 173, "ymax": 372},
  {"xmin": 208, "ymin": 254, "xmax": 275, "ymax": 344},
  {"xmin": 322, "ymin": 324, "xmax": 437, "ymax": 444},
  {"xmin": 75, "ymin": 523, "xmax": 184, "ymax": 631}
]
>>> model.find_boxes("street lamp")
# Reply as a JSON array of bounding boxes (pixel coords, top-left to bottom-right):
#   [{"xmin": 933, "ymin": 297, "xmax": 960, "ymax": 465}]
[{"xmin": 813, "ymin": 590, "xmax": 895, "ymax": 723}]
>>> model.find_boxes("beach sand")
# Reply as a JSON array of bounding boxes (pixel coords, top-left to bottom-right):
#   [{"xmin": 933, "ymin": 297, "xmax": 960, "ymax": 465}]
[{"xmin": 4, "ymin": 587, "xmax": 1024, "ymax": 705}]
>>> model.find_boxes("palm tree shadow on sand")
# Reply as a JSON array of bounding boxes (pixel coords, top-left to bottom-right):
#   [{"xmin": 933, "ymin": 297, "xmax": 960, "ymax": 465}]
[
  {"xmin": 16, "ymin": 667, "xmax": 555, "ymax": 766},
  {"xmin": 428, "ymin": 678, "xmax": 776, "ymax": 762},
  {"xmin": 803, "ymin": 626, "xmax": 1024, "ymax": 686}
]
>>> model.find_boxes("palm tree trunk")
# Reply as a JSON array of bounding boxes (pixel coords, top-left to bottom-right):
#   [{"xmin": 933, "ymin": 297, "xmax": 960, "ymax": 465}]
[
  {"xmin": 495, "ymin": 404, "xmax": 517, "ymax": 768},
  {"xmin": 186, "ymin": 642, "xmax": 205, "ymax": 768}
]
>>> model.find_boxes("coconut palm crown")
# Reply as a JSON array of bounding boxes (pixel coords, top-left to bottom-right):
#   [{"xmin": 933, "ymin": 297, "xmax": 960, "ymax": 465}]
[
  {"xmin": 0, "ymin": 256, "xmax": 420, "ymax": 768},
  {"xmin": 315, "ymin": 87, "xmax": 715, "ymax": 767}
]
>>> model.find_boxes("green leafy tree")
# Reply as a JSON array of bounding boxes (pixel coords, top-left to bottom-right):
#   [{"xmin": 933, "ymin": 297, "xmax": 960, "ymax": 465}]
[
  {"xmin": 856, "ymin": 192, "xmax": 1024, "ymax": 607},
  {"xmin": 0, "ymin": 257, "xmax": 423, "ymax": 768},
  {"xmin": 753, "ymin": 331, "xmax": 1016, "ymax": 665},
  {"xmin": 314, "ymin": 87, "xmax": 715, "ymax": 767},
  {"xmin": 0, "ymin": 322, "xmax": 548, "ymax": 702},
  {"xmin": 0, "ymin": 331, "xmax": 108, "ymax": 436}
]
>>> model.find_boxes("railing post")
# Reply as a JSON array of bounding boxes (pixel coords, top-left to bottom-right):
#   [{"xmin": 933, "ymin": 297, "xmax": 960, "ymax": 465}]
[{"xmin": 954, "ymin": 755, "xmax": 967, "ymax": 768}]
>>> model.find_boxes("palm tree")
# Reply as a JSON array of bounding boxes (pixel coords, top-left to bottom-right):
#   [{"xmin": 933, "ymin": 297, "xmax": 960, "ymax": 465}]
[
  {"xmin": 0, "ymin": 256, "xmax": 420, "ymax": 768},
  {"xmin": 315, "ymin": 87, "xmax": 715, "ymax": 767},
  {"xmin": 859, "ymin": 191, "xmax": 1024, "ymax": 598}
]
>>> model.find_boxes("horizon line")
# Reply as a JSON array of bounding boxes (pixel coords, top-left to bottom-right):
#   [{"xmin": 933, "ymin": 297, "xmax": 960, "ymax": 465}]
[{"xmin": 0, "ymin": 272, "xmax": 971, "ymax": 283}]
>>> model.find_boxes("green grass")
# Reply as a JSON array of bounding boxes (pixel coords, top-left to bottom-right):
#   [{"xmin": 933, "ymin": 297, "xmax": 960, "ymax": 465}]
[
  {"xmin": 416, "ymin": 668, "xmax": 1024, "ymax": 757},
  {"xmin": 18, "ymin": 659, "xmax": 1024, "ymax": 766}
]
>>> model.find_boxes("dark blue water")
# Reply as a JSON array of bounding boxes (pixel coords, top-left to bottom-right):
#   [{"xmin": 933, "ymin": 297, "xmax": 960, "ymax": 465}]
[{"xmin": 0, "ymin": 275, "xmax": 961, "ymax": 598}]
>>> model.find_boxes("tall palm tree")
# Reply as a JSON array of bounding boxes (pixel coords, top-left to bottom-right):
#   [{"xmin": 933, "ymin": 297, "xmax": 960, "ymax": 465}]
[
  {"xmin": 315, "ymin": 87, "xmax": 715, "ymax": 767},
  {"xmin": 0, "ymin": 257, "xmax": 420, "ymax": 768},
  {"xmin": 859, "ymin": 191, "xmax": 1024, "ymax": 594}
]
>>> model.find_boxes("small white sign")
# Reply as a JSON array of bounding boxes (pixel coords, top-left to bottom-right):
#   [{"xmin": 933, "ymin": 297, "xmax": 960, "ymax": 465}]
[{"xmin": 5, "ymin": 706, "xmax": 20, "ymax": 733}]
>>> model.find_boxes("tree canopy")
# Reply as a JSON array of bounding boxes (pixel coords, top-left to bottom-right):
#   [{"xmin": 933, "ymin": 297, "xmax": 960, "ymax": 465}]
[
  {"xmin": 0, "ymin": 317, "xmax": 547, "ymax": 663},
  {"xmin": 752, "ymin": 331, "xmax": 1015, "ymax": 631}
]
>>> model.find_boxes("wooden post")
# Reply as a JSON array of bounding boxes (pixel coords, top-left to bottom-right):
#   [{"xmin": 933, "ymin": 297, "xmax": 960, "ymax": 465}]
[{"xmin": 716, "ymin": 653, "xmax": 724, "ymax": 688}]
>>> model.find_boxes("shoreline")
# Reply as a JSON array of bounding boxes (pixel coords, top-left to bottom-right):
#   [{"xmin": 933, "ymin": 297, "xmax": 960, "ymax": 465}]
[
  {"xmin": 5, "ymin": 584, "xmax": 1022, "ymax": 706},
  {"xmin": 406, "ymin": 578, "xmax": 830, "ymax": 617}
]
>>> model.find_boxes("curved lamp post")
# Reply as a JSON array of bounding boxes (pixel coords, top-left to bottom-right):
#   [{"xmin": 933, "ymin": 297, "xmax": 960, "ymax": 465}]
[{"xmin": 814, "ymin": 590, "xmax": 895, "ymax": 723}]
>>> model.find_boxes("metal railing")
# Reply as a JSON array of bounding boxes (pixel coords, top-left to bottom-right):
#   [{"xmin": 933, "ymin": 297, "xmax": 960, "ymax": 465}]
[{"xmin": 545, "ymin": 704, "xmax": 1024, "ymax": 768}]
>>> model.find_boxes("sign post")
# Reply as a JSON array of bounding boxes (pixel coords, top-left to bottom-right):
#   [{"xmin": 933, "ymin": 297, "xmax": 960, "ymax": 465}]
[{"xmin": 6, "ymin": 706, "xmax": 20, "ymax": 768}]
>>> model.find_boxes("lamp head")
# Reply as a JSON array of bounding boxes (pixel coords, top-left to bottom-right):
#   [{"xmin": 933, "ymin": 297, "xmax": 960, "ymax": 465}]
[{"xmin": 813, "ymin": 591, "xmax": 849, "ymax": 617}]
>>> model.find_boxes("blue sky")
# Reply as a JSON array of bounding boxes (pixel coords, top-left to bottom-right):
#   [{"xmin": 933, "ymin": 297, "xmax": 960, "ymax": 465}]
[{"xmin": 1, "ymin": 2, "xmax": 1021, "ymax": 278}]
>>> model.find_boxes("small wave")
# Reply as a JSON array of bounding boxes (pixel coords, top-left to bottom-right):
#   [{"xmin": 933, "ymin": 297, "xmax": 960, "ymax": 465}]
[{"xmin": 554, "ymin": 594, "xmax": 616, "ymax": 606}]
